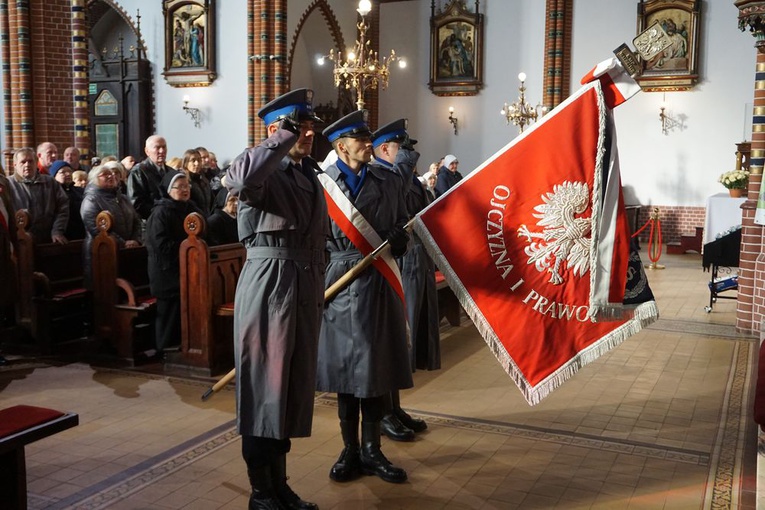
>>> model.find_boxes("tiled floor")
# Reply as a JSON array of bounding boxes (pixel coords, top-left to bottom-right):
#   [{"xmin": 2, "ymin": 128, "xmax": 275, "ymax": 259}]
[{"xmin": 0, "ymin": 252, "xmax": 759, "ymax": 509}]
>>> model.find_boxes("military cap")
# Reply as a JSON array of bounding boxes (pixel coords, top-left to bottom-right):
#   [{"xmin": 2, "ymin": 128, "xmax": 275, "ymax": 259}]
[
  {"xmin": 258, "ymin": 88, "xmax": 322, "ymax": 126},
  {"xmin": 371, "ymin": 118, "xmax": 417, "ymax": 148},
  {"xmin": 322, "ymin": 110, "xmax": 372, "ymax": 143}
]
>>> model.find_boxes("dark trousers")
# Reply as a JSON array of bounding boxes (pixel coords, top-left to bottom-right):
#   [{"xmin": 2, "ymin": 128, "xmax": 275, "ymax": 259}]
[
  {"xmin": 337, "ymin": 393, "xmax": 384, "ymax": 423},
  {"xmin": 155, "ymin": 297, "xmax": 181, "ymax": 352},
  {"xmin": 241, "ymin": 436, "xmax": 291, "ymax": 469}
]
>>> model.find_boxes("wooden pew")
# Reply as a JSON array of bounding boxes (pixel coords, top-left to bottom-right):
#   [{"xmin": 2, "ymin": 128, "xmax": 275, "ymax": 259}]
[
  {"xmin": 0, "ymin": 405, "xmax": 78, "ymax": 510},
  {"xmin": 14, "ymin": 210, "xmax": 89, "ymax": 352},
  {"xmin": 435, "ymin": 270, "xmax": 462, "ymax": 327},
  {"xmin": 91, "ymin": 211, "xmax": 156, "ymax": 363},
  {"xmin": 175, "ymin": 212, "xmax": 245, "ymax": 376}
]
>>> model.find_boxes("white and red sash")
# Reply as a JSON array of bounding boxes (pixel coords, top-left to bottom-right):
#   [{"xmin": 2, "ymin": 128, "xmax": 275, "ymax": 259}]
[{"xmin": 316, "ymin": 171, "xmax": 406, "ymax": 302}]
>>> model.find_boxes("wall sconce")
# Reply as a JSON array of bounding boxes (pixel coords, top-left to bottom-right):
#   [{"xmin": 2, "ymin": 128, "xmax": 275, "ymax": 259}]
[
  {"xmin": 500, "ymin": 72, "xmax": 546, "ymax": 134},
  {"xmin": 659, "ymin": 93, "xmax": 679, "ymax": 135},
  {"xmin": 182, "ymin": 95, "xmax": 201, "ymax": 128},
  {"xmin": 448, "ymin": 106, "xmax": 458, "ymax": 135}
]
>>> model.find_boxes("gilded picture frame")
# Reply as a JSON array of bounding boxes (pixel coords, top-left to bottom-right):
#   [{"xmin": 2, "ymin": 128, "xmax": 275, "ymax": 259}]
[
  {"xmin": 163, "ymin": 0, "xmax": 217, "ymax": 87},
  {"xmin": 636, "ymin": 0, "xmax": 700, "ymax": 91},
  {"xmin": 429, "ymin": 0, "xmax": 484, "ymax": 97}
]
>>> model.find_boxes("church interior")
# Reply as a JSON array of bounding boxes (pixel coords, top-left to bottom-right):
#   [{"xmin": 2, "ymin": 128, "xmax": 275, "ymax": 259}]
[{"xmin": 2, "ymin": 0, "xmax": 765, "ymax": 508}]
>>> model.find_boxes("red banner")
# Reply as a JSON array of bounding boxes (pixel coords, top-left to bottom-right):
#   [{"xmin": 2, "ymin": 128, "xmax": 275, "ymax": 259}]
[{"xmin": 414, "ymin": 82, "xmax": 658, "ymax": 405}]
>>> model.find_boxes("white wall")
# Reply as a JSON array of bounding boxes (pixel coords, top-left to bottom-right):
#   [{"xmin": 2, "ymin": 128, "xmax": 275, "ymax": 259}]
[
  {"xmin": 115, "ymin": 0, "xmax": 249, "ymax": 164},
  {"xmin": 571, "ymin": 1, "xmax": 754, "ymax": 207},
  {"xmin": 374, "ymin": 0, "xmax": 754, "ymax": 208},
  {"xmin": 378, "ymin": 0, "xmax": 547, "ymax": 177},
  {"xmin": 0, "ymin": 0, "xmax": 755, "ymax": 203}
]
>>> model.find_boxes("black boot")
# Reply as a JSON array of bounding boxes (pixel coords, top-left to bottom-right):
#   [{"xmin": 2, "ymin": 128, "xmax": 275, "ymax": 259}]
[
  {"xmin": 329, "ymin": 420, "xmax": 361, "ymax": 482},
  {"xmin": 247, "ymin": 465, "xmax": 282, "ymax": 510},
  {"xmin": 359, "ymin": 421, "xmax": 407, "ymax": 483},
  {"xmin": 390, "ymin": 390, "xmax": 427, "ymax": 433},
  {"xmin": 272, "ymin": 454, "xmax": 318, "ymax": 510},
  {"xmin": 395, "ymin": 408, "xmax": 427, "ymax": 433},
  {"xmin": 380, "ymin": 413, "xmax": 415, "ymax": 442}
]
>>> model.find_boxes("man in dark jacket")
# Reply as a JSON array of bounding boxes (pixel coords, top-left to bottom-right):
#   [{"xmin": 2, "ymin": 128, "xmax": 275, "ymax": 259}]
[
  {"xmin": 316, "ymin": 110, "xmax": 412, "ymax": 486},
  {"xmin": 0, "ymin": 170, "xmax": 16, "ymax": 332},
  {"xmin": 127, "ymin": 135, "xmax": 177, "ymax": 220},
  {"xmin": 434, "ymin": 153, "xmax": 462, "ymax": 197},
  {"xmin": 371, "ymin": 119, "xmax": 440, "ymax": 443},
  {"xmin": 7, "ymin": 148, "xmax": 69, "ymax": 244},
  {"xmin": 225, "ymin": 88, "xmax": 328, "ymax": 510}
]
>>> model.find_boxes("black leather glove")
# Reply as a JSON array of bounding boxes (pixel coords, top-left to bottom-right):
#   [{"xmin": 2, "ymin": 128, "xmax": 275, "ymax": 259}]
[
  {"xmin": 400, "ymin": 134, "xmax": 416, "ymax": 151},
  {"xmin": 387, "ymin": 225, "xmax": 409, "ymax": 257},
  {"xmin": 279, "ymin": 108, "xmax": 301, "ymax": 135}
]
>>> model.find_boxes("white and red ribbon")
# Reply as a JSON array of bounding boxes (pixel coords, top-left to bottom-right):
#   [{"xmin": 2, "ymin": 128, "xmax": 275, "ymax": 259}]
[
  {"xmin": 580, "ymin": 57, "xmax": 641, "ymax": 109},
  {"xmin": 316, "ymin": 171, "xmax": 406, "ymax": 303}
]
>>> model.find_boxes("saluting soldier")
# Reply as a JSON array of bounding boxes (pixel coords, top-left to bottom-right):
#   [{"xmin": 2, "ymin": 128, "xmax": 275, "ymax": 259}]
[
  {"xmin": 371, "ymin": 119, "xmax": 440, "ymax": 442},
  {"xmin": 315, "ymin": 110, "xmax": 412, "ymax": 484},
  {"xmin": 225, "ymin": 89, "xmax": 328, "ymax": 510}
]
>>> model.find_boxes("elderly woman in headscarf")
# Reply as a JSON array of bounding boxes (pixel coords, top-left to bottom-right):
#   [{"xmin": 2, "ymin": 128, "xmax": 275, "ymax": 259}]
[
  {"xmin": 206, "ymin": 186, "xmax": 239, "ymax": 246},
  {"xmin": 145, "ymin": 172, "xmax": 203, "ymax": 358},
  {"xmin": 419, "ymin": 171, "xmax": 437, "ymax": 202},
  {"xmin": 80, "ymin": 162, "xmax": 142, "ymax": 286}
]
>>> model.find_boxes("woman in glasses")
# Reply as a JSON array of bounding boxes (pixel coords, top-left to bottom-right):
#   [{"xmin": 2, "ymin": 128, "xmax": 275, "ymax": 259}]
[
  {"xmin": 80, "ymin": 162, "xmax": 142, "ymax": 287},
  {"xmin": 145, "ymin": 172, "xmax": 203, "ymax": 360}
]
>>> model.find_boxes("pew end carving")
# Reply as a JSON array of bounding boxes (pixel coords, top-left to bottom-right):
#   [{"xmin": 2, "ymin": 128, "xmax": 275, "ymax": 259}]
[
  {"xmin": 176, "ymin": 212, "xmax": 244, "ymax": 376},
  {"xmin": 14, "ymin": 210, "xmax": 90, "ymax": 352},
  {"xmin": 91, "ymin": 210, "xmax": 156, "ymax": 363}
]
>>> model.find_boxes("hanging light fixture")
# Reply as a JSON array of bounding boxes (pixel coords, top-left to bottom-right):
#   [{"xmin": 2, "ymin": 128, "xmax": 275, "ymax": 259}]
[
  {"xmin": 317, "ymin": 0, "xmax": 406, "ymax": 110},
  {"xmin": 500, "ymin": 72, "xmax": 546, "ymax": 133}
]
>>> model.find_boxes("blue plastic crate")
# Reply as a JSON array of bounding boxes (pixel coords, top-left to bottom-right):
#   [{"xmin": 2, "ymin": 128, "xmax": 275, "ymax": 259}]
[{"xmin": 708, "ymin": 275, "xmax": 738, "ymax": 292}]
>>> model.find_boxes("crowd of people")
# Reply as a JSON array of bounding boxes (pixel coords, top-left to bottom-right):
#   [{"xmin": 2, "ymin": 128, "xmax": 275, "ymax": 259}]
[
  {"xmin": 1, "ymin": 140, "xmax": 236, "ymax": 359},
  {"xmin": 1, "ymin": 89, "xmax": 464, "ymax": 509}
]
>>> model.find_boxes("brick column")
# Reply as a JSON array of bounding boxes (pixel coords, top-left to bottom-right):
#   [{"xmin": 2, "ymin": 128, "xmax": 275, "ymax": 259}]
[
  {"xmin": 273, "ymin": 0, "xmax": 287, "ymax": 100},
  {"xmin": 543, "ymin": 0, "xmax": 572, "ymax": 110},
  {"xmin": 247, "ymin": 1, "xmax": 256, "ymax": 146},
  {"xmin": 736, "ymin": 1, "xmax": 765, "ymax": 332},
  {"xmin": 0, "ymin": 0, "xmax": 12, "ymax": 170},
  {"xmin": 10, "ymin": 0, "xmax": 34, "ymax": 149},
  {"xmin": 71, "ymin": 0, "xmax": 89, "ymax": 161},
  {"xmin": 366, "ymin": 2, "xmax": 380, "ymax": 129}
]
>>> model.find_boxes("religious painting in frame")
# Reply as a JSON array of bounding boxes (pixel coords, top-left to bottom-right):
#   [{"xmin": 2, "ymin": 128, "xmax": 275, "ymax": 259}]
[
  {"xmin": 163, "ymin": 0, "xmax": 217, "ymax": 87},
  {"xmin": 636, "ymin": 0, "xmax": 700, "ymax": 91},
  {"xmin": 429, "ymin": 0, "xmax": 484, "ymax": 97}
]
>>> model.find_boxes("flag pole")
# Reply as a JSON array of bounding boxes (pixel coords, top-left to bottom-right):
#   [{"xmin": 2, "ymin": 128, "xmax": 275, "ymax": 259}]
[{"xmin": 201, "ymin": 218, "xmax": 415, "ymax": 401}]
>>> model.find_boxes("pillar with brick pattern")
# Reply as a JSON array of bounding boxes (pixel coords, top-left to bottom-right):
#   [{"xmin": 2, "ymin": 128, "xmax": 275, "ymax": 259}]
[
  {"xmin": 735, "ymin": 1, "xmax": 765, "ymax": 333},
  {"xmin": 248, "ymin": 0, "xmax": 288, "ymax": 145},
  {"xmin": 543, "ymin": 0, "xmax": 572, "ymax": 111},
  {"xmin": 71, "ymin": 0, "xmax": 89, "ymax": 163}
]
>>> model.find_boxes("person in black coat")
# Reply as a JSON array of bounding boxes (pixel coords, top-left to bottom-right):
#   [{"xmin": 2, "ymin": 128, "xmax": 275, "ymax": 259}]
[
  {"xmin": 145, "ymin": 172, "xmax": 203, "ymax": 357},
  {"xmin": 182, "ymin": 149, "xmax": 213, "ymax": 215},
  {"xmin": 51, "ymin": 161, "xmax": 86, "ymax": 240},
  {"xmin": 80, "ymin": 164, "xmax": 142, "ymax": 286},
  {"xmin": 206, "ymin": 191, "xmax": 239, "ymax": 246},
  {"xmin": 434, "ymin": 154, "xmax": 462, "ymax": 198}
]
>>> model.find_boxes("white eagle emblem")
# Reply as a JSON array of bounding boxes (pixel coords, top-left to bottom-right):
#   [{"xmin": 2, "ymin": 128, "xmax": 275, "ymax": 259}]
[{"xmin": 517, "ymin": 181, "xmax": 591, "ymax": 285}]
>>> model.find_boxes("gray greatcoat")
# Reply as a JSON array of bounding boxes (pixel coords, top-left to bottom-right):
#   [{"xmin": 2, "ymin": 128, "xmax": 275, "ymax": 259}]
[
  {"xmin": 7, "ymin": 172, "xmax": 69, "ymax": 243},
  {"xmin": 315, "ymin": 163, "xmax": 414, "ymax": 398},
  {"xmin": 80, "ymin": 184, "xmax": 142, "ymax": 285},
  {"xmin": 379, "ymin": 149, "xmax": 441, "ymax": 371},
  {"xmin": 226, "ymin": 129, "xmax": 329, "ymax": 439}
]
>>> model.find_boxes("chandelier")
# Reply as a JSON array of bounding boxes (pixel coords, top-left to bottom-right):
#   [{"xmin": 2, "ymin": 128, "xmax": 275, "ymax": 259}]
[
  {"xmin": 500, "ymin": 72, "xmax": 546, "ymax": 133},
  {"xmin": 318, "ymin": 0, "xmax": 406, "ymax": 111}
]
